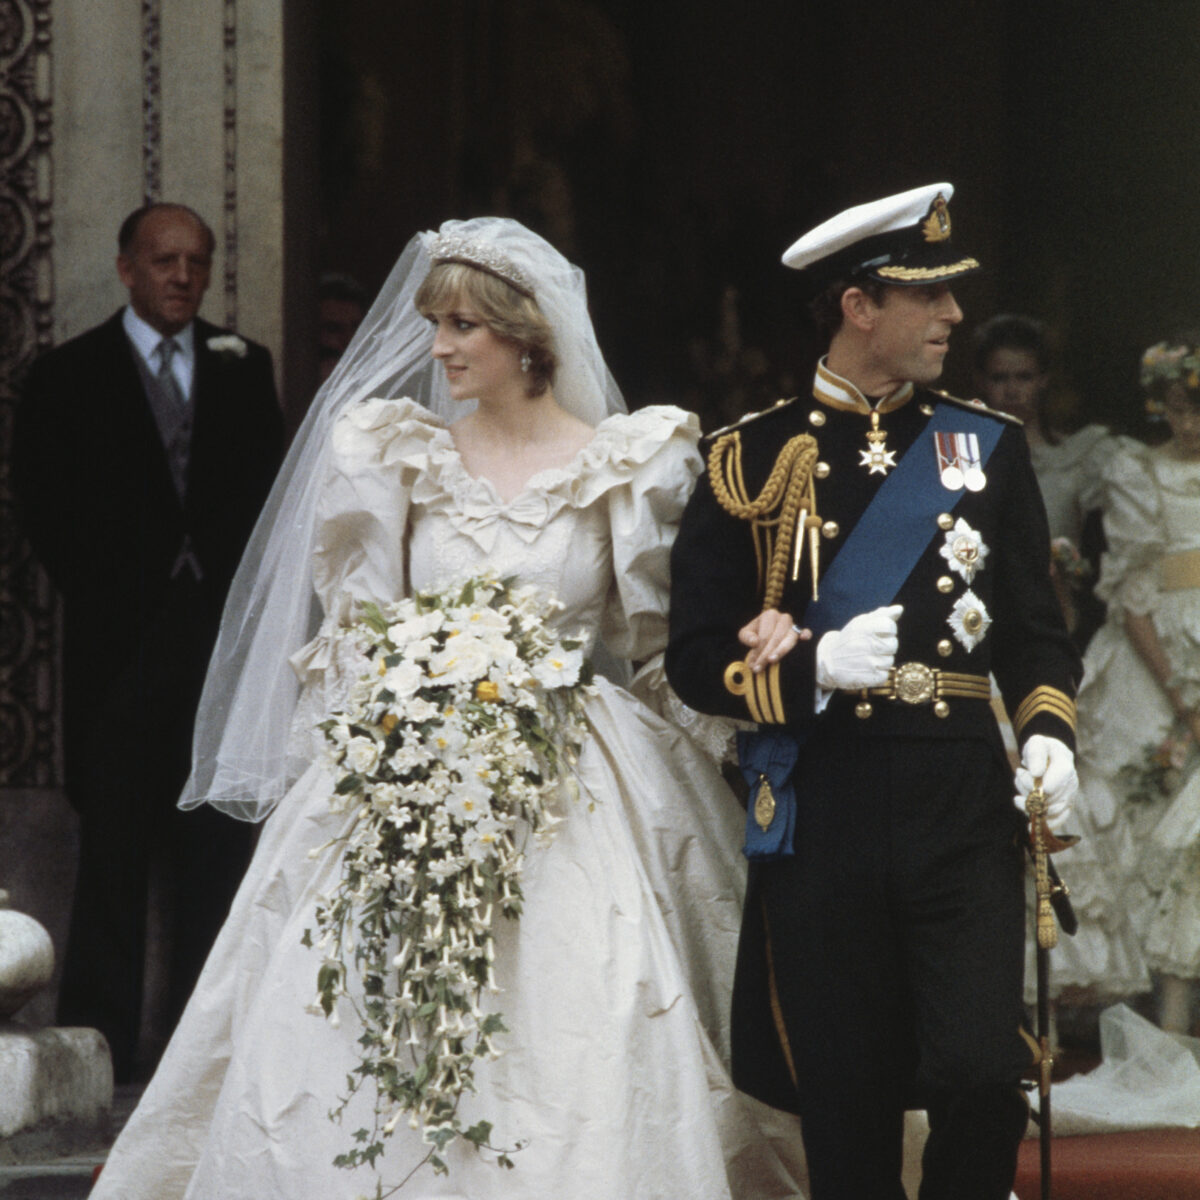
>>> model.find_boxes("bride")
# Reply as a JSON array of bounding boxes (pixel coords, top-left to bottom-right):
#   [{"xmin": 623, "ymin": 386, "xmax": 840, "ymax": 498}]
[{"xmin": 90, "ymin": 217, "xmax": 807, "ymax": 1199}]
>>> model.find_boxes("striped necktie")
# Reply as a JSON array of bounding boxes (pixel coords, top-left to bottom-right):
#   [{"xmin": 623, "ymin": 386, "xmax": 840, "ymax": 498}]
[{"xmin": 157, "ymin": 337, "xmax": 187, "ymax": 408}]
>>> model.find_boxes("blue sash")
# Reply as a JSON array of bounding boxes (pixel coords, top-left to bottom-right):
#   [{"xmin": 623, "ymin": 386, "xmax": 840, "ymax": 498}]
[
  {"xmin": 742, "ymin": 402, "xmax": 1005, "ymax": 860},
  {"xmin": 803, "ymin": 403, "xmax": 1004, "ymax": 636}
]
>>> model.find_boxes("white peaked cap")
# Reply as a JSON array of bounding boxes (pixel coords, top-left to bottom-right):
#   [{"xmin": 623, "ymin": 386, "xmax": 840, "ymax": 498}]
[{"xmin": 782, "ymin": 182, "xmax": 980, "ymax": 287}]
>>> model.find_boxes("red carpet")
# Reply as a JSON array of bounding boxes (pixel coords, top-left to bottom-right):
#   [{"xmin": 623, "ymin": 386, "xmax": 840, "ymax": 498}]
[{"xmin": 1015, "ymin": 1128, "xmax": 1200, "ymax": 1199}]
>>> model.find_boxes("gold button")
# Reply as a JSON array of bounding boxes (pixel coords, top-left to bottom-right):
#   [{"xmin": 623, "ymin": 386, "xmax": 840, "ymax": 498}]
[
  {"xmin": 920, "ymin": 403, "xmax": 935, "ymax": 416},
  {"xmin": 933, "ymin": 700, "xmax": 950, "ymax": 718},
  {"xmin": 937, "ymin": 639, "xmax": 953, "ymax": 658},
  {"xmin": 815, "ymin": 461, "xmax": 831, "ymax": 479},
  {"xmin": 937, "ymin": 513, "xmax": 954, "ymax": 531},
  {"xmin": 963, "ymin": 609, "xmax": 984, "ymax": 634},
  {"xmin": 937, "ymin": 576, "xmax": 955, "ymax": 593},
  {"xmin": 821, "ymin": 521, "xmax": 839, "ymax": 539},
  {"xmin": 809, "ymin": 410, "xmax": 827, "ymax": 427},
  {"xmin": 855, "ymin": 700, "xmax": 873, "ymax": 720}
]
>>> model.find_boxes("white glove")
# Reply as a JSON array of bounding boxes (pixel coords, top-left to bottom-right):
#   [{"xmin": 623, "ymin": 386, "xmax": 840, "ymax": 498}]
[
  {"xmin": 815, "ymin": 605, "xmax": 902, "ymax": 690},
  {"xmin": 1014, "ymin": 734, "xmax": 1078, "ymax": 831}
]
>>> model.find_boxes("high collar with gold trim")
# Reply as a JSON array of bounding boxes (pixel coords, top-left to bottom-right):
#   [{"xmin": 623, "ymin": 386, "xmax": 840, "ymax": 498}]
[{"xmin": 813, "ymin": 359, "xmax": 914, "ymax": 417}]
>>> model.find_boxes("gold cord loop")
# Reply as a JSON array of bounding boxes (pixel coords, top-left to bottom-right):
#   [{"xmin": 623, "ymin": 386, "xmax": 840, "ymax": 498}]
[{"xmin": 707, "ymin": 430, "xmax": 820, "ymax": 610}]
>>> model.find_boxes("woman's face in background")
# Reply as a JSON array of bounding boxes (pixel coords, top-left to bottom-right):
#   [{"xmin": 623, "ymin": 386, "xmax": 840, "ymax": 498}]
[{"xmin": 978, "ymin": 346, "xmax": 1047, "ymax": 422}]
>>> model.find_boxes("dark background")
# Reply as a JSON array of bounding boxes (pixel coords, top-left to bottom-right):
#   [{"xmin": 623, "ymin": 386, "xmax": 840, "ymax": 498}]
[{"xmin": 310, "ymin": 0, "xmax": 1200, "ymax": 432}]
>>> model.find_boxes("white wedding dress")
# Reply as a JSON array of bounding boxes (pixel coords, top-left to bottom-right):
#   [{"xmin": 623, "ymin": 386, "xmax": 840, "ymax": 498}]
[{"xmin": 91, "ymin": 398, "xmax": 807, "ymax": 1199}]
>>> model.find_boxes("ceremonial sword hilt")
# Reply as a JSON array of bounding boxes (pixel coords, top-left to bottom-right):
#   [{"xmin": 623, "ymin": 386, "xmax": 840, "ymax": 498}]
[{"xmin": 1026, "ymin": 778, "xmax": 1058, "ymax": 952}]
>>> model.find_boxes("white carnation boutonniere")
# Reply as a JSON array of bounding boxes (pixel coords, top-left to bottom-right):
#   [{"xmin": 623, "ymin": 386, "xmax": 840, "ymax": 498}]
[{"xmin": 206, "ymin": 333, "xmax": 248, "ymax": 359}]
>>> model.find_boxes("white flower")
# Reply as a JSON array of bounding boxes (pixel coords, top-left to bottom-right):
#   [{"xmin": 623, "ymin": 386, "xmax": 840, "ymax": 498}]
[
  {"xmin": 405, "ymin": 697, "xmax": 441, "ymax": 722},
  {"xmin": 453, "ymin": 607, "xmax": 510, "ymax": 635},
  {"xmin": 445, "ymin": 778, "xmax": 493, "ymax": 824},
  {"xmin": 389, "ymin": 742, "xmax": 432, "ymax": 773},
  {"xmin": 939, "ymin": 518, "xmax": 988, "ymax": 584},
  {"xmin": 380, "ymin": 661, "xmax": 424, "ymax": 699},
  {"xmin": 947, "ymin": 590, "xmax": 991, "ymax": 651},
  {"xmin": 345, "ymin": 735, "xmax": 380, "ymax": 774},
  {"xmin": 429, "ymin": 635, "xmax": 493, "ymax": 685},
  {"xmin": 531, "ymin": 646, "xmax": 583, "ymax": 689},
  {"xmin": 462, "ymin": 816, "xmax": 505, "ymax": 863},
  {"xmin": 431, "ymin": 721, "xmax": 467, "ymax": 758},
  {"xmin": 206, "ymin": 333, "xmax": 248, "ymax": 357},
  {"xmin": 386, "ymin": 610, "xmax": 445, "ymax": 647}
]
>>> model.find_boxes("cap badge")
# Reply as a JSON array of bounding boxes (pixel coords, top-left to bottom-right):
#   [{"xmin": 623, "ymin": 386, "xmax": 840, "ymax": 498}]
[{"xmin": 922, "ymin": 193, "xmax": 952, "ymax": 244}]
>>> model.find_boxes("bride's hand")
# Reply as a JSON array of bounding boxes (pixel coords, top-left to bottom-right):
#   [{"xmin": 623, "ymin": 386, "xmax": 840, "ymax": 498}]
[{"xmin": 739, "ymin": 609, "xmax": 811, "ymax": 673}]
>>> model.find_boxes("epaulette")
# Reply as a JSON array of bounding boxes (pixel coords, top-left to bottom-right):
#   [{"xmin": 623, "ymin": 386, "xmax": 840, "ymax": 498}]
[
  {"xmin": 702, "ymin": 396, "xmax": 799, "ymax": 442},
  {"xmin": 929, "ymin": 389, "xmax": 1023, "ymax": 426}
]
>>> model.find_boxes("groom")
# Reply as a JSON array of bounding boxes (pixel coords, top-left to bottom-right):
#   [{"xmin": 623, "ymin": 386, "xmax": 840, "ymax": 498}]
[
  {"xmin": 14, "ymin": 202, "xmax": 283, "ymax": 1081},
  {"xmin": 667, "ymin": 184, "xmax": 1081, "ymax": 1199}
]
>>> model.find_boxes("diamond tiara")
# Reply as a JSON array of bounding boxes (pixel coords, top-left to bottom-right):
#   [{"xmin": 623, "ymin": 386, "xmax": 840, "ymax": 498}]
[{"xmin": 429, "ymin": 234, "xmax": 535, "ymax": 297}]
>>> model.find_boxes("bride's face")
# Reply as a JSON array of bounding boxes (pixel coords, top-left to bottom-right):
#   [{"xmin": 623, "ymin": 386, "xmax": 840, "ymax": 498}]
[{"xmin": 430, "ymin": 302, "xmax": 523, "ymax": 403}]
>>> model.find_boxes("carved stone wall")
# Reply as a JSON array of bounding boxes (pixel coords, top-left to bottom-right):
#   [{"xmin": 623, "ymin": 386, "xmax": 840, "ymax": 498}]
[{"xmin": 0, "ymin": 0, "xmax": 54, "ymax": 788}]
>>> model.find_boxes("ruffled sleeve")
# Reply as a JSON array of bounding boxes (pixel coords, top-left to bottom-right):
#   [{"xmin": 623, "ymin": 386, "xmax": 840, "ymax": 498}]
[
  {"xmin": 1094, "ymin": 437, "xmax": 1165, "ymax": 616},
  {"xmin": 595, "ymin": 405, "xmax": 702, "ymax": 660},
  {"xmin": 592, "ymin": 405, "xmax": 741, "ymax": 761},
  {"xmin": 290, "ymin": 397, "xmax": 444, "ymax": 681},
  {"xmin": 1072, "ymin": 424, "xmax": 1115, "ymax": 519}
]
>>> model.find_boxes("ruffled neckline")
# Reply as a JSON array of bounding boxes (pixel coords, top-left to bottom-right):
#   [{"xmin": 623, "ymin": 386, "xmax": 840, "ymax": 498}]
[{"xmin": 347, "ymin": 396, "xmax": 698, "ymax": 531}]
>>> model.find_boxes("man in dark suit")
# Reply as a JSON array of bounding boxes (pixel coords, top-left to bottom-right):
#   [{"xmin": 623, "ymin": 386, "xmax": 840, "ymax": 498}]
[
  {"xmin": 13, "ymin": 202, "xmax": 283, "ymax": 1082},
  {"xmin": 667, "ymin": 185, "xmax": 1082, "ymax": 1199}
]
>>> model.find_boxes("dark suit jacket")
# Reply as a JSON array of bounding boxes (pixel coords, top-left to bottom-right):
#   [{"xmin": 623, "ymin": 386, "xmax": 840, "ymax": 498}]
[{"xmin": 13, "ymin": 310, "xmax": 283, "ymax": 794}]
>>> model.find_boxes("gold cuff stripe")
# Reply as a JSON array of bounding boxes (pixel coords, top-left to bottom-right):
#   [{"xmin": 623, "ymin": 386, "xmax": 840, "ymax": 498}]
[
  {"xmin": 765, "ymin": 662, "xmax": 785, "ymax": 724},
  {"xmin": 1013, "ymin": 686, "xmax": 1077, "ymax": 736},
  {"xmin": 724, "ymin": 660, "xmax": 764, "ymax": 723},
  {"xmin": 762, "ymin": 902, "xmax": 799, "ymax": 1090},
  {"xmin": 874, "ymin": 257, "xmax": 980, "ymax": 282},
  {"xmin": 723, "ymin": 660, "xmax": 785, "ymax": 724}
]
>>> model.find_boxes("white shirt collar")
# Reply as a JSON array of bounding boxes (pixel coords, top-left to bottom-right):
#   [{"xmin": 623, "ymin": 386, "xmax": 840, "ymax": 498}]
[{"xmin": 122, "ymin": 306, "xmax": 196, "ymax": 368}]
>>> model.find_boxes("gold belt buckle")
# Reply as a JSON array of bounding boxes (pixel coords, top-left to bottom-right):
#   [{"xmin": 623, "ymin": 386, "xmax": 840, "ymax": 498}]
[{"xmin": 891, "ymin": 662, "xmax": 937, "ymax": 705}]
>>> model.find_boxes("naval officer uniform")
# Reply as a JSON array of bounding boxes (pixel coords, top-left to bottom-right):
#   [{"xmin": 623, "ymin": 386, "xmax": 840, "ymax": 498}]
[{"xmin": 666, "ymin": 184, "xmax": 1082, "ymax": 1200}]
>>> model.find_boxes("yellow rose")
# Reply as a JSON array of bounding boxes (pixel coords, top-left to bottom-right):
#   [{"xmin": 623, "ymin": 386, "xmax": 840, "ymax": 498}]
[
  {"xmin": 474, "ymin": 681, "xmax": 501, "ymax": 703},
  {"xmin": 380, "ymin": 713, "xmax": 399, "ymax": 733}
]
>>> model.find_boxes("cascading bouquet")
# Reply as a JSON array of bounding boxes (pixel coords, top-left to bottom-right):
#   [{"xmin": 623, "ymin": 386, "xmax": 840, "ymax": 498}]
[{"xmin": 302, "ymin": 572, "xmax": 592, "ymax": 1193}]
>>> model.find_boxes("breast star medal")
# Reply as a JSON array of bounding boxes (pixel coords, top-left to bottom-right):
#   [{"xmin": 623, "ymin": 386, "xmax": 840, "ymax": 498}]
[{"xmin": 860, "ymin": 410, "xmax": 897, "ymax": 475}]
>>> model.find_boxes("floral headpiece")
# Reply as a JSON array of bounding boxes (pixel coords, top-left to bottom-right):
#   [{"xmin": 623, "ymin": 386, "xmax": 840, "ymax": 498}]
[
  {"xmin": 1140, "ymin": 341, "xmax": 1200, "ymax": 415},
  {"xmin": 429, "ymin": 234, "xmax": 536, "ymax": 297}
]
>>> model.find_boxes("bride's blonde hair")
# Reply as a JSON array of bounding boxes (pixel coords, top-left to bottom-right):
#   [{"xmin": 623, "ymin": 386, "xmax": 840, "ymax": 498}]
[{"xmin": 415, "ymin": 261, "xmax": 556, "ymax": 398}]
